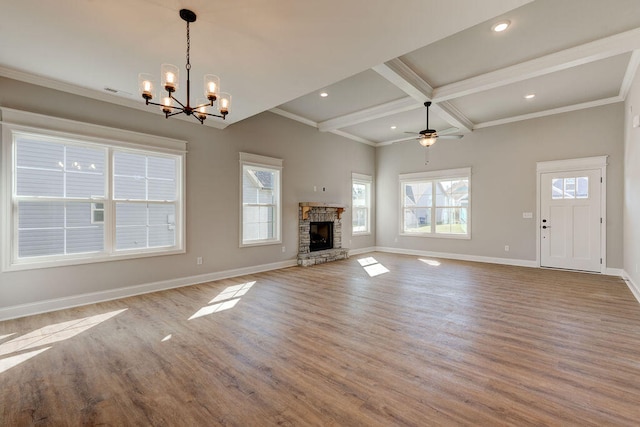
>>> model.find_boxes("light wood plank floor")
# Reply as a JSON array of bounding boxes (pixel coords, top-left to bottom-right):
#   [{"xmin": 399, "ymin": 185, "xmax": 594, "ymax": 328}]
[{"xmin": 2, "ymin": 252, "xmax": 640, "ymax": 426}]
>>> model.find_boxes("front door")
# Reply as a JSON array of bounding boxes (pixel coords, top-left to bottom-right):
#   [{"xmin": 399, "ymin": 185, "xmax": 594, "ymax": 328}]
[{"xmin": 540, "ymin": 169, "xmax": 602, "ymax": 272}]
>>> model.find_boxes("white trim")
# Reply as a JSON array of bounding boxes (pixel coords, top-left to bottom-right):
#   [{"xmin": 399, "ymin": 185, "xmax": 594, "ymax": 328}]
[
  {"xmin": 352, "ymin": 172, "xmax": 373, "ymax": 182},
  {"xmin": 318, "ymin": 97, "xmax": 418, "ymax": 132},
  {"xmin": 536, "ymin": 155, "xmax": 608, "ymax": 173},
  {"xmin": 474, "ymin": 97, "xmax": 623, "ymax": 130},
  {"xmin": 239, "ymin": 153, "xmax": 283, "ymax": 247},
  {"xmin": 268, "ymin": 108, "xmax": 318, "ymax": 128},
  {"xmin": 432, "ymin": 27, "xmax": 640, "ymax": 102},
  {"xmin": 623, "ymin": 270, "xmax": 640, "ymax": 304},
  {"xmin": 536, "ymin": 156, "xmax": 608, "ymax": 273},
  {"xmin": 372, "ymin": 59, "xmax": 474, "ymax": 132},
  {"xmin": 2, "ymin": 116, "xmax": 186, "ymax": 271},
  {"xmin": 399, "ymin": 167, "xmax": 471, "ymax": 181},
  {"xmin": 399, "ymin": 167, "xmax": 472, "ymax": 240},
  {"xmin": 0, "ymin": 107, "xmax": 187, "ymax": 154},
  {"xmin": 375, "ymin": 246, "xmax": 538, "ymax": 268},
  {"xmin": 0, "ymin": 259, "xmax": 297, "ymax": 321},
  {"xmin": 0, "ymin": 66, "xmax": 230, "ymax": 130},
  {"xmin": 239, "ymin": 152, "xmax": 283, "ymax": 169},
  {"xmin": 348, "ymin": 246, "xmax": 377, "ymax": 256},
  {"xmin": 352, "ymin": 173, "xmax": 373, "ymax": 235}
]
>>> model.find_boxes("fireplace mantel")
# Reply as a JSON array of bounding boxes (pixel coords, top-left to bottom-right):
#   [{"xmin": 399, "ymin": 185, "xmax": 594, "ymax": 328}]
[
  {"xmin": 299, "ymin": 202, "xmax": 345, "ymax": 220},
  {"xmin": 297, "ymin": 203, "xmax": 348, "ymax": 266}
]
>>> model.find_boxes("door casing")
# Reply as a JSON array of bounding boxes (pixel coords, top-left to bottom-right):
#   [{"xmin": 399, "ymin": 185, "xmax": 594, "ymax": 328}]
[{"xmin": 536, "ymin": 156, "xmax": 607, "ymax": 273}]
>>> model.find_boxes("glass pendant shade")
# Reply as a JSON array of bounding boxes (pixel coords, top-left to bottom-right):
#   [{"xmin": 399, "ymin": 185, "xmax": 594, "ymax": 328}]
[
  {"xmin": 138, "ymin": 9, "xmax": 231, "ymax": 122},
  {"xmin": 138, "ymin": 74, "xmax": 156, "ymax": 100},
  {"xmin": 161, "ymin": 96, "xmax": 173, "ymax": 113},
  {"xmin": 204, "ymin": 74, "xmax": 220, "ymax": 101},
  {"xmin": 218, "ymin": 92, "xmax": 232, "ymax": 115},
  {"xmin": 196, "ymin": 98, "xmax": 208, "ymax": 121},
  {"xmin": 419, "ymin": 135, "xmax": 437, "ymax": 147},
  {"xmin": 161, "ymin": 64, "xmax": 179, "ymax": 92}
]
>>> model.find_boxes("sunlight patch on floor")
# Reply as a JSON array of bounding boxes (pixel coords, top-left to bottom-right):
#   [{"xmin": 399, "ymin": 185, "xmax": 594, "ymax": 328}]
[
  {"xmin": 0, "ymin": 308, "xmax": 127, "ymax": 374},
  {"xmin": 189, "ymin": 281, "xmax": 255, "ymax": 320},
  {"xmin": 161, "ymin": 334, "xmax": 172, "ymax": 342},
  {"xmin": 358, "ymin": 257, "xmax": 390, "ymax": 277},
  {"xmin": 419, "ymin": 258, "xmax": 441, "ymax": 266},
  {"xmin": 0, "ymin": 347, "xmax": 51, "ymax": 374}
]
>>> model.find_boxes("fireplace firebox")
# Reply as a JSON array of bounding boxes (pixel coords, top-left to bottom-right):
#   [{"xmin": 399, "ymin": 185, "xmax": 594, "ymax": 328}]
[{"xmin": 309, "ymin": 222, "xmax": 333, "ymax": 252}]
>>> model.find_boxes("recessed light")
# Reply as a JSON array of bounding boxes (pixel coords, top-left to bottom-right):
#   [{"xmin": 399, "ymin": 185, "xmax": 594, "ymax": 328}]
[
  {"xmin": 524, "ymin": 93, "xmax": 536, "ymax": 99},
  {"xmin": 390, "ymin": 125, "xmax": 397, "ymax": 130},
  {"xmin": 492, "ymin": 20, "xmax": 510, "ymax": 33},
  {"xmin": 319, "ymin": 92, "xmax": 328, "ymax": 98}
]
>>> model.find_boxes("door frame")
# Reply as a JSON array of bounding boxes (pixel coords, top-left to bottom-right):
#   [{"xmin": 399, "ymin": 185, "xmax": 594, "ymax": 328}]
[{"xmin": 536, "ymin": 156, "xmax": 608, "ymax": 273}]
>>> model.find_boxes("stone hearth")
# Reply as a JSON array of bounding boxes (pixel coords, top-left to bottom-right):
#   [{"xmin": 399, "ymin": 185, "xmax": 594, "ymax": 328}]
[{"xmin": 297, "ymin": 202, "xmax": 349, "ymax": 266}]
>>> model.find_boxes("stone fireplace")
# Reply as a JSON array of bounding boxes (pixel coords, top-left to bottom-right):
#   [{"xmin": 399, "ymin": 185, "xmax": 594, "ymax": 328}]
[{"xmin": 297, "ymin": 202, "xmax": 349, "ymax": 266}]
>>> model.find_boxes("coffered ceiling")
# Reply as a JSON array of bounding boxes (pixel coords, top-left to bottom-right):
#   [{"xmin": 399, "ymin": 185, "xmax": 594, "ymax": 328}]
[
  {"xmin": 2, "ymin": 0, "xmax": 640, "ymax": 146},
  {"xmin": 275, "ymin": 0, "xmax": 640, "ymax": 145}
]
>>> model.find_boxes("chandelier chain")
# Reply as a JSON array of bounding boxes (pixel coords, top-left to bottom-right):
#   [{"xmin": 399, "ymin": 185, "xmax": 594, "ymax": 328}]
[{"xmin": 186, "ymin": 21, "xmax": 191, "ymax": 71}]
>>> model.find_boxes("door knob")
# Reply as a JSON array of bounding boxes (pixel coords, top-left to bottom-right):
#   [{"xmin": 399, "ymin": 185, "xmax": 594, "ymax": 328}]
[{"xmin": 542, "ymin": 225, "xmax": 551, "ymax": 229}]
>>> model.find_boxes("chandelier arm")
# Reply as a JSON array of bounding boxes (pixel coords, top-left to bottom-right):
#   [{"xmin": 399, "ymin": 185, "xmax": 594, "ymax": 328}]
[
  {"xmin": 169, "ymin": 93, "xmax": 187, "ymax": 109},
  {"xmin": 205, "ymin": 111, "xmax": 227, "ymax": 120},
  {"xmin": 165, "ymin": 109, "xmax": 187, "ymax": 118}
]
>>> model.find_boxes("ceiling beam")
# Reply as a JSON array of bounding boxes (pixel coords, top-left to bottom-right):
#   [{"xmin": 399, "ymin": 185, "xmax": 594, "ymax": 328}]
[
  {"xmin": 317, "ymin": 97, "xmax": 418, "ymax": 132},
  {"xmin": 373, "ymin": 59, "xmax": 474, "ymax": 132},
  {"xmin": 473, "ymin": 96, "xmax": 623, "ymax": 130},
  {"xmin": 620, "ymin": 50, "xmax": 640, "ymax": 99},
  {"xmin": 433, "ymin": 27, "xmax": 640, "ymax": 103}
]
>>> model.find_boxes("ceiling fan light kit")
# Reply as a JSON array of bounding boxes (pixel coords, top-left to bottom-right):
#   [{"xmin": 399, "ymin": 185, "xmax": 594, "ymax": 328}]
[{"xmin": 138, "ymin": 9, "xmax": 231, "ymax": 124}]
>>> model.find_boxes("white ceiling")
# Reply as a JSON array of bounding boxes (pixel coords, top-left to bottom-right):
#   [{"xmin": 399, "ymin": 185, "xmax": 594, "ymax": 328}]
[{"xmin": 2, "ymin": 0, "xmax": 640, "ymax": 146}]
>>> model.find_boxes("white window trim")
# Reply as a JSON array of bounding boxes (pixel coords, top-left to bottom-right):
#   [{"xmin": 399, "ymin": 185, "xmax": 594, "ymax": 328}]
[
  {"xmin": 352, "ymin": 172, "xmax": 372, "ymax": 236},
  {"xmin": 239, "ymin": 152, "xmax": 283, "ymax": 247},
  {"xmin": 1, "ymin": 107, "xmax": 187, "ymax": 271},
  {"xmin": 399, "ymin": 167, "xmax": 471, "ymax": 240}
]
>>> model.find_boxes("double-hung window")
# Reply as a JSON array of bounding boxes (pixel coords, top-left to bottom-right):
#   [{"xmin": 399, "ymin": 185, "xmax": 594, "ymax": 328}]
[
  {"xmin": 352, "ymin": 173, "xmax": 372, "ymax": 235},
  {"xmin": 240, "ymin": 152, "xmax": 282, "ymax": 247},
  {"xmin": 2, "ymin": 108, "xmax": 186, "ymax": 270},
  {"xmin": 400, "ymin": 167, "xmax": 471, "ymax": 239}
]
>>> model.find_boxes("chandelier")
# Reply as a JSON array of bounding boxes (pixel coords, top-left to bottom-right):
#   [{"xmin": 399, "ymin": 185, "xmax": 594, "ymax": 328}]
[{"xmin": 138, "ymin": 9, "xmax": 231, "ymax": 123}]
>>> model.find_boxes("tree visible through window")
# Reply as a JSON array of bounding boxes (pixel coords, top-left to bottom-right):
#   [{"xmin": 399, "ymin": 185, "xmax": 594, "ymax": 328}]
[{"xmin": 400, "ymin": 168, "xmax": 471, "ymax": 238}]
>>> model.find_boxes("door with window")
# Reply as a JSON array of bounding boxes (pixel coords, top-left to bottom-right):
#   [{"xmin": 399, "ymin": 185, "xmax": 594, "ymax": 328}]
[{"xmin": 540, "ymin": 169, "xmax": 602, "ymax": 272}]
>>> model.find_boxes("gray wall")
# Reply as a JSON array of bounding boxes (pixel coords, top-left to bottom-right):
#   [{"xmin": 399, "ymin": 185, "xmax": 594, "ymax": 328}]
[
  {"xmin": 624, "ymin": 71, "xmax": 640, "ymax": 286},
  {"xmin": 376, "ymin": 103, "xmax": 624, "ymax": 267},
  {"xmin": 0, "ymin": 77, "xmax": 376, "ymax": 309},
  {"xmin": 0, "ymin": 75, "xmax": 628, "ymax": 314}
]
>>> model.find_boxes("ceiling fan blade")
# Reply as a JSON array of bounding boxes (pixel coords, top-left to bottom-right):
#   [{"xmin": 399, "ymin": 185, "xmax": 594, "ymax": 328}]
[
  {"xmin": 438, "ymin": 135, "xmax": 464, "ymax": 139},
  {"xmin": 403, "ymin": 131, "xmax": 421, "ymax": 135}
]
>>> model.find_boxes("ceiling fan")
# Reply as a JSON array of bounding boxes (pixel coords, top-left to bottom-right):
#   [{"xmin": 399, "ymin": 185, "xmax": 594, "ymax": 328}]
[{"xmin": 406, "ymin": 101, "xmax": 463, "ymax": 146}]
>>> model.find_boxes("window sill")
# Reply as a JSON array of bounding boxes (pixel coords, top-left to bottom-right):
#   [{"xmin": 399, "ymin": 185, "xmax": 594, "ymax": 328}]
[
  {"xmin": 3, "ymin": 248, "xmax": 186, "ymax": 272},
  {"xmin": 400, "ymin": 232, "xmax": 471, "ymax": 240}
]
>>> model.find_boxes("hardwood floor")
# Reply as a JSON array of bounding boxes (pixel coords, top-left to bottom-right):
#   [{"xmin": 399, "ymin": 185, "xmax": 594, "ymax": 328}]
[{"xmin": 2, "ymin": 252, "xmax": 640, "ymax": 426}]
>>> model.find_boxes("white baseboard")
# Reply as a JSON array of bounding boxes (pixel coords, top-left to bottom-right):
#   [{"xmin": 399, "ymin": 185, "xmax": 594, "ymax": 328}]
[
  {"xmin": 348, "ymin": 246, "xmax": 377, "ymax": 256},
  {"xmin": 0, "ymin": 259, "xmax": 297, "ymax": 321},
  {"xmin": 623, "ymin": 270, "xmax": 640, "ymax": 304},
  {"xmin": 374, "ymin": 246, "xmax": 538, "ymax": 268}
]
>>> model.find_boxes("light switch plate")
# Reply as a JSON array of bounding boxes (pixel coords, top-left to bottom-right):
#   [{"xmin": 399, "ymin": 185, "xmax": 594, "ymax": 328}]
[{"xmin": 523, "ymin": 212, "xmax": 533, "ymax": 219}]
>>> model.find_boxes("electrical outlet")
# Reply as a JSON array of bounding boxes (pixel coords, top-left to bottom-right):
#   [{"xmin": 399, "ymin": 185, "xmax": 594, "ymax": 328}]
[
  {"xmin": 196, "ymin": 257, "xmax": 203, "ymax": 265},
  {"xmin": 504, "ymin": 245, "xmax": 510, "ymax": 252},
  {"xmin": 282, "ymin": 246, "xmax": 286, "ymax": 253}
]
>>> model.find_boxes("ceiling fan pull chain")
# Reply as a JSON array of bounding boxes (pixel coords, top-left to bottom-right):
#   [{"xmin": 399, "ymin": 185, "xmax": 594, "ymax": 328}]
[{"xmin": 424, "ymin": 147, "xmax": 430, "ymax": 165}]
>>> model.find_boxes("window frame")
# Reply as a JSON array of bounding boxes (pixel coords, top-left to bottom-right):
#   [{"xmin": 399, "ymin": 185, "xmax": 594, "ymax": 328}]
[
  {"xmin": 239, "ymin": 152, "xmax": 283, "ymax": 247},
  {"xmin": 352, "ymin": 172, "xmax": 372, "ymax": 236},
  {"xmin": 399, "ymin": 167, "xmax": 471, "ymax": 240},
  {"xmin": 1, "ymin": 107, "xmax": 186, "ymax": 271}
]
